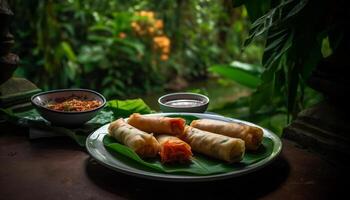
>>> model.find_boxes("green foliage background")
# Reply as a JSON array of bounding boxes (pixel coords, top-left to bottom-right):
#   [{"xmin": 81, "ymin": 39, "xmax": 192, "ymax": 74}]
[
  {"xmin": 9, "ymin": 0, "xmax": 329, "ymax": 135},
  {"xmin": 10, "ymin": 0, "xmax": 262, "ymax": 99}
]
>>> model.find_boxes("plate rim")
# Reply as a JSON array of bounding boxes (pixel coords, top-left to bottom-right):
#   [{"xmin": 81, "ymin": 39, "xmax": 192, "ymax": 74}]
[{"xmin": 86, "ymin": 112, "xmax": 282, "ymax": 182}]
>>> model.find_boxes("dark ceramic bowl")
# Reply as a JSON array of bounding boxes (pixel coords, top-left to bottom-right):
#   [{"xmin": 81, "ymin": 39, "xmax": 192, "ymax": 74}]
[
  {"xmin": 31, "ymin": 89, "xmax": 106, "ymax": 127},
  {"xmin": 158, "ymin": 92, "xmax": 209, "ymax": 113}
]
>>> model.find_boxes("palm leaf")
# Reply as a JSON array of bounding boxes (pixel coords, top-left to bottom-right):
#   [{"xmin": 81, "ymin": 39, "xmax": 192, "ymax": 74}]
[
  {"xmin": 209, "ymin": 65, "xmax": 261, "ymax": 89},
  {"xmin": 244, "ymin": 0, "xmax": 304, "ymax": 47}
]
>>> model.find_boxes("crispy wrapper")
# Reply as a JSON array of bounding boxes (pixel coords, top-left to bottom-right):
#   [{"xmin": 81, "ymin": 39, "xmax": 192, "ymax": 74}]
[
  {"xmin": 108, "ymin": 118, "xmax": 160, "ymax": 158},
  {"xmin": 182, "ymin": 126, "xmax": 245, "ymax": 163},
  {"xmin": 127, "ymin": 113, "xmax": 186, "ymax": 136},
  {"xmin": 191, "ymin": 119, "xmax": 263, "ymax": 150}
]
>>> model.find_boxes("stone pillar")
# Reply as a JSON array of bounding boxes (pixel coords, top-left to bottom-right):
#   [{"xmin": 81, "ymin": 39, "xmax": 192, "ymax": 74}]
[
  {"xmin": 0, "ymin": 0, "xmax": 41, "ymax": 111},
  {"xmin": 283, "ymin": 4, "xmax": 350, "ymax": 166},
  {"xmin": 0, "ymin": 0, "xmax": 19, "ymax": 83}
]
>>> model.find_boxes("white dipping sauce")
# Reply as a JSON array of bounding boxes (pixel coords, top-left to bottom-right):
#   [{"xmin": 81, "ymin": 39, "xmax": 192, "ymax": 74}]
[{"xmin": 164, "ymin": 99, "xmax": 204, "ymax": 107}]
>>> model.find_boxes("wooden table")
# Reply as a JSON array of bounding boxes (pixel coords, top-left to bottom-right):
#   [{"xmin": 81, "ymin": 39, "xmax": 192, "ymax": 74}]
[{"xmin": 0, "ymin": 125, "xmax": 347, "ymax": 200}]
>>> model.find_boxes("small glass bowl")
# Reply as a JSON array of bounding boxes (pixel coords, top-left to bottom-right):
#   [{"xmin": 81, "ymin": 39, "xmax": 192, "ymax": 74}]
[{"xmin": 158, "ymin": 92, "xmax": 209, "ymax": 113}]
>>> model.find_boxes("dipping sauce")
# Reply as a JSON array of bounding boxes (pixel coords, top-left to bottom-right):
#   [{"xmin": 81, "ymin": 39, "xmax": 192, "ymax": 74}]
[
  {"xmin": 164, "ymin": 99, "xmax": 205, "ymax": 108},
  {"xmin": 47, "ymin": 98, "xmax": 101, "ymax": 112}
]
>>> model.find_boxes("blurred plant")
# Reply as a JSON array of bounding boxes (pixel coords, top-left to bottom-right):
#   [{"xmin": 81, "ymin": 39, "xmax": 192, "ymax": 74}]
[
  {"xmin": 153, "ymin": 36, "xmax": 170, "ymax": 61},
  {"xmin": 10, "ymin": 0, "xmax": 264, "ymax": 100},
  {"xmin": 208, "ymin": 0, "xmax": 337, "ymax": 134},
  {"xmin": 11, "ymin": 1, "xmax": 171, "ymax": 98},
  {"xmin": 234, "ymin": 0, "xmax": 337, "ymax": 121},
  {"xmin": 151, "ymin": 0, "xmax": 263, "ymax": 80},
  {"xmin": 131, "ymin": 11, "xmax": 171, "ymax": 61},
  {"xmin": 78, "ymin": 10, "xmax": 170, "ymax": 98}
]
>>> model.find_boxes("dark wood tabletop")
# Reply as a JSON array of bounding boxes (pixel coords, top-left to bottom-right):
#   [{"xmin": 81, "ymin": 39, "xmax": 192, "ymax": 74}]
[{"xmin": 0, "ymin": 125, "xmax": 347, "ymax": 200}]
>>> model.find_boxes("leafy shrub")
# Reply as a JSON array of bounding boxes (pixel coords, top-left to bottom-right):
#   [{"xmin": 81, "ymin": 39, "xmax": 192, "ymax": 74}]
[{"xmin": 11, "ymin": 0, "xmax": 262, "ymax": 99}]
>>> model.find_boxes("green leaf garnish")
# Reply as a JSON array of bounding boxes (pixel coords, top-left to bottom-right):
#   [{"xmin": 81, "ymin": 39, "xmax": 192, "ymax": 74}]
[{"xmin": 103, "ymin": 135, "xmax": 274, "ymax": 175}]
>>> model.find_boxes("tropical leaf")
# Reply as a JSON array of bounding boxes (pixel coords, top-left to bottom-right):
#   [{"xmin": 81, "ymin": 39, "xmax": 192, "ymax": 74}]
[
  {"xmin": 0, "ymin": 99, "xmax": 152, "ymax": 146},
  {"xmin": 229, "ymin": 60, "xmax": 263, "ymax": 75},
  {"xmin": 209, "ymin": 65, "xmax": 261, "ymax": 89},
  {"xmin": 264, "ymin": 31, "xmax": 288, "ymax": 53},
  {"xmin": 239, "ymin": 0, "xmax": 272, "ymax": 21},
  {"xmin": 88, "ymin": 24, "xmax": 115, "ymax": 35},
  {"xmin": 60, "ymin": 41, "xmax": 77, "ymax": 62},
  {"xmin": 103, "ymin": 130, "xmax": 274, "ymax": 175},
  {"xmin": 244, "ymin": 0, "xmax": 303, "ymax": 47},
  {"xmin": 106, "ymin": 99, "xmax": 152, "ymax": 118},
  {"xmin": 285, "ymin": 0, "xmax": 307, "ymax": 19},
  {"xmin": 250, "ymin": 80, "xmax": 274, "ymax": 112}
]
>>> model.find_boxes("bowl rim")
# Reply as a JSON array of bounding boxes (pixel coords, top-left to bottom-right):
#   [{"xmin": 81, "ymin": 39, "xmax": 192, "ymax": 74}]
[
  {"xmin": 31, "ymin": 88, "xmax": 106, "ymax": 115},
  {"xmin": 158, "ymin": 92, "xmax": 209, "ymax": 109}
]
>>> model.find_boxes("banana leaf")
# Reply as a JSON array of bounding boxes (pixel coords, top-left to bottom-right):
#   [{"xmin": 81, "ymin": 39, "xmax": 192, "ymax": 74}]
[
  {"xmin": 0, "ymin": 98, "xmax": 151, "ymax": 147},
  {"xmin": 103, "ymin": 114, "xmax": 274, "ymax": 175}
]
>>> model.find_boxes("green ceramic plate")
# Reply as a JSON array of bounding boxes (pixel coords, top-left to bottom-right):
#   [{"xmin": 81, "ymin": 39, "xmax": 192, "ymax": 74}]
[{"xmin": 86, "ymin": 113, "xmax": 282, "ymax": 182}]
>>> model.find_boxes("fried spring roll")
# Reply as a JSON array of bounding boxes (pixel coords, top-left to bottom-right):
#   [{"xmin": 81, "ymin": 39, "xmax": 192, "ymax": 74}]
[
  {"xmin": 156, "ymin": 135, "xmax": 193, "ymax": 163},
  {"xmin": 127, "ymin": 113, "xmax": 186, "ymax": 136},
  {"xmin": 190, "ymin": 119, "xmax": 263, "ymax": 150},
  {"xmin": 182, "ymin": 126, "xmax": 245, "ymax": 163},
  {"xmin": 108, "ymin": 118, "xmax": 160, "ymax": 158}
]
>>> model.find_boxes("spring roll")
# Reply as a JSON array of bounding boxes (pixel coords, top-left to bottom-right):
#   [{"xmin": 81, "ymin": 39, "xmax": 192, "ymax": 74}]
[
  {"xmin": 190, "ymin": 119, "xmax": 263, "ymax": 150},
  {"xmin": 182, "ymin": 126, "xmax": 245, "ymax": 163},
  {"xmin": 156, "ymin": 135, "xmax": 193, "ymax": 164},
  {"xmin": 127, "ymin": 113, "xmax": 186, "ymax": 136},
  {"xmin": 108, "ymin": 118, "xmax": 160, "ymax": 158}
]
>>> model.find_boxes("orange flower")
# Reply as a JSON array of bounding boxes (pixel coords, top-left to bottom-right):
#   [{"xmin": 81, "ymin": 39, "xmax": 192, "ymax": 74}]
[
  {"xmin": 154, "ymin": 20, "xmax": 164, "ymax": 30},
  {"xmin": 131, "ymin": 22, "xmax": 141, "ymax": 32},
  {"xmin": 163, "ymin": 47, "xmax": 170, "ymax": 54},
  {"xmin": 132, "ymin": 10, "xmax": 166, "ymax": 36},
  {"xmin": 153, "ymin": 36, "xmax": 170, "ymax": 49},
  {"xmin": 131, "ymin": 11, "xmax": 171, "ymax": 61},
  {"xmin": 160, "ymin": 54, "xmax": 169, "ymax": 61},
  {"xmin": 137, "ymin": 11, "xmax": 155, "ymax": 21},
  {"xmin": 119, "ymin": 32, "xmax": 126, "ymax": 39},
  {"xmin": 153, "ymin": 36, "xmax": 171, "ymax": 61},
  {"xmin": 148, "ymin": 27, "xmax": 155, "ymax": 35}
]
